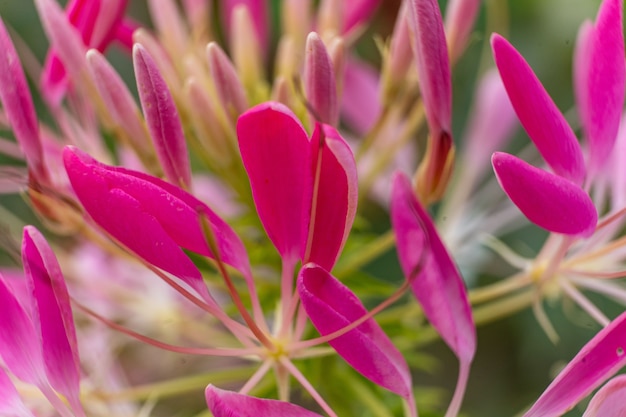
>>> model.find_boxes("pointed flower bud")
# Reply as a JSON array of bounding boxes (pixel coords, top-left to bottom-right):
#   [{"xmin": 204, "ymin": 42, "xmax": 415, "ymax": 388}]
[
  {"xmin": 207, "ymin": 42, "xmax": 249, "ymax": 120},
  {"xmin": 304, "ymin": 32, "xmax": 339, "ymax": 126},
  {"xmin": 134, "ymin": 44, "xmax": 192, "ymax": 189},
  {"xmin": 222, "ymin": 0, "xmax": 270, "ymax": 58},
  {"xmin": 444, "ymin": 0, "xmax": 481, "ymax": 63}
]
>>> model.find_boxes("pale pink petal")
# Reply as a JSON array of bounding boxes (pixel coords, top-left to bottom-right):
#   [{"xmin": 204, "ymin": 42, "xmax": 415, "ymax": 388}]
[
  {"xmin": 408, "ymin": 0, "xmax": 452, "ymax": 136},
  {"xmin": 341, "ymin": 57, "xmax": 381, "ymax": 135},
  {"xmin": 206, "ymin": 385, "xmax": 323, "ymax": 417},
  {"xmin": 386, "ymin": 2, "xmax": 412, "ymax": 87},
  {"xmin": 86, "ymin": 49, "xmax": 152, "ymax": 157},
  {"xmin": 304, "ymin": 32, "xmax": 338, "ymax": 126},
  {"xmin": 63, "ymin": 147, "xmax": 253, "ymax": 303},
  {"xmin": 391, "ymin": 172, "xmax": 476, "ymax": 362},
  {"xmin": 492, "ymin": 152, "xmax": 597, "ymax": 236},
  {"xmin": 583, "ymin": 376, "xmax": 626, "ymax": 417},
  {"xmin": 0, "ymin": 275, "xmax": 45, "ymax": 386},
  {"xmin": 22, "ymin": 226, "xmax": 82, "ymax": 415},
  {"xmin": 303, "ymin": 125, "xmax": 357, "ymax": 271},
  {"xmin": 444, "ymin": 0, "xmax": 481, "ymax": 62},
  {"xmin": 222, "ymin": 0, "xmax": 270, "ymax": 57},
  {"xmin": 491, "ymin": 34, "xmax": 586, "ymax": 185},
  {"xmin": 342, "ymin": 0, "xmax": 381, "ymax": 35},
  {"xmin": 574, "ymin": 0, "xmax": 625, "ymax": 178},
  {"xmin": 0, "ymin": 368, "xmax": 34, "ymax": 417},
  {"xmin": 297, "ymin": 264, "xmax": 413, "ymax": 399},
  {"xmin": 133, "ymin": 44, "xmax": 191, "ymax": 188},
  {"xmin": 237, "ymin": 102, "xmax": 309, "ymax": 263},
  {"xmin": 35, "ymin": 0, "xmax": 89, "ymax": 105},
  {"xmin": 206, "ymin": 42, "xmax": 249, "ymax": 118},
  {"xmin": 0, "ymin": 18, "xmax": 46, "ymax": 180},
  {"xmin": 524, "ymin": 311, "xmax": 626, "ymax": 417}
]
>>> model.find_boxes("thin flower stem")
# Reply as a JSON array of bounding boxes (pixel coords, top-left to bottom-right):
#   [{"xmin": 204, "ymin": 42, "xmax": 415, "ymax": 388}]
[
  {"xmin": 559, "ymin": 278, "xmax": 610, "ymax": 327},
  {"xmin": 595, "ymin": 206, "xmax": 626, "ymax": 231},
  {"xmin": 560, "ymin": 268, "xmax": 626, "ymax": 279},
  {"xmin": 444, "ymin": 360, "xmax": 471, "ymax": 417},
  {"xmin": 334, "ymin": 230, "xmax": 396, "ymax": 279},
  {"xmin": 532, "ymin": 295, "xmax": 559, "ymax": 344},
  {"xmin": 566, "ymin": 234, "xmax": 626, "ymax": 265},
  {"xmin": 469, "ymin": 271, "xmax": 530, "ymax": 304},
  {"xmin": 278, "ymin": 357, "xmax": 338, "ymax": 417},
  {"xmin": 278, "ymin": 258, "xmax": 297, "ymax": 340},
  {"xmin": 75, "ymin": 300, "xmax": 264, "ymax": 357},
  {"xmin": 239, "ymin": 360, "xmax": 272, "ymax": 395}
]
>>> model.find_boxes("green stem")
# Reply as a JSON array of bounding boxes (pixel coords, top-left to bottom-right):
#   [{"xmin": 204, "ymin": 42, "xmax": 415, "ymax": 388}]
[{"xmin": 468, "ymin": 272, "xmax": 531, "ymax": 305}]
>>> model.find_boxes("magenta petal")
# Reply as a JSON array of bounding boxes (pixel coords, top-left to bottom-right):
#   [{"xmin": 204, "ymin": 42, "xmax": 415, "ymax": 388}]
[
  {"xmin": 524, "ymin": 311, "xmax": 626, "ymax": 417},
  {"xmin": 391, "ymin": 172, "xmax": 476, "ymax": 363},
  {"xmin": 304, "ymin": 32, "xmax": 338, "ymax": 126},
  {"xmin": 583, "ymin": 376, "xmax": 626, "ymax": 417},
  {"xmin": 22, "ymin": 227, "xmax": 82, "ymax": 413},
  {"xmin": 237, "ymin": 102, "xmax": 309, "ymax": 263},
  {"xmin": 341, "ymin": 57, "xmax": 381, "ymax": 135},
  {"xmin": 297, "ymin": 264, "xmax": 412, "ymax": 398},
  {"xmin": 492, "ymin": 152, "xmax": 597, "ymax": 236},
  {"xmin": 0, "ymin": 275, "xmax": 45, "ymax": 386},
  {"xmin": 0, "ymin": 368, "xmax": 34, "ymax": 417},
  {"xmin": 408, "ymin": 0, "xmax": 452, "ymax": 136},
  {"xmin": 303, "ymin": 125, "xmax": 357, "ymax": 271},
  {"xmin": 574, "ymin": 0, "xmax": 625, "ymax": 177},
  {"xmin": 206, "ymin": 385, "xmax": 323, "ymax": 417},
  {"xmin": 63, "ymin": 147, "xmax": 253, "ymax": 302},
  {"xmin": 342, "ymin": 0, "xmax": 381, "ymax": 35},
  {"xmin": 491, "ymin": 33, "xmax": 586, "ymax": 185},
  {"xmin": 133, "ymin": 44, "xmax": 191, "ymax": 188},
  {"xmin": 0, "ymin": 18, "xmax": 46, "ymax": 180}
]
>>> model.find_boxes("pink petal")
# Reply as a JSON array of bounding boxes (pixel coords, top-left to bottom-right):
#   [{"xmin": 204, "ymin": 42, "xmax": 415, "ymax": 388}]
[
  {"xmin": 524, "ymin": 311, "xmax": 626, "ymax": 417},
  {"xmin": 206, "ymin": 42, "xmax": 249, "ymax": 118},
  {"xmin": 133, "ymin": 44, "xmax": 192, "ymax": 188},
  {"xmin": 583, "ymin": 376, "xmax": 626, "ymax": 417},
  {"xmin": 0, "ymin": 275, "xmax": 45, "ymax": 386},
  {"xmin": 297, "ymin": 264, "xmax": 413, "ymax": 399},
  {"xmin": 237, "ymin": 102, "xmax": 309, "ymax": 263},
  {"xmin": 408, "ymin": 0, "xmax": 452, "ymax": 136},
  {"xmin": 391, "ymin": 172, "xmax": 476, "ymax": 363},
  {"xmin": 342, "ymin": 0, "xmax": 381, "ymax": 35},
  {"xmin": 206, "ymin": 385, "xmax": 323, "ymax": 417},
  {"xmin": 303, "ymin": 125, "xmax": 357, "ymax": 271},
  {"xmin": 574, "ymin": 0, "xmax": 625, "ymax": 178},
  {"xmin": 491, "ymin": 34, "xmax": 586, "ymax": 185},
  {"xmin": 222, "ymin": 0, "xmax": 270, "ymax": 58},
  {"xmin": 444, "ymin": 0, "xmax": 481, "ymax": 62},
  {"xmin": 0, "ymin": 18, "xmax": 46, "ymax": 180},
  {"xmin": 492, "ymin": 152, "xmax": 597, "ymax": 236},
  {"xmin": 22, "ymin": 226, "xmax": 82, "ymax": 414},
  {"xmin": 341, "ymin": 57, "xmax": 381, "ymax": 135},
  {"xmin": 86, "ymin": 49, "xmax": 152, "ymax": 157},
  {"xmin": 63, "ymin": 147, "xmax": 253, "ymax": 303},
  {"xmin": 0, "ymin": 368, "xmax": 34, "ymax": 417},
  {"xmin": 35, "ymin": 0, "xmax": 89, "ymax": 105},
  {"xmin": 304, "ymin": 32, "xmax": 338, "ymax": 126}
]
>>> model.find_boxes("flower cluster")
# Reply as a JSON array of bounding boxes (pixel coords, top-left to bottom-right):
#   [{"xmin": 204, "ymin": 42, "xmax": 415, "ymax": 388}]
[{"xmin": 0, "ymin": 0, "xmax": 625, "ymax": 416}]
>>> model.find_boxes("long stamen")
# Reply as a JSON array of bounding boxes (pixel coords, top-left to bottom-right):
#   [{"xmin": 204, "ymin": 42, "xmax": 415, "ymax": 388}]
[{"xmin": 559, "ymin": 278, "xmax": 610, "ymax": 327}]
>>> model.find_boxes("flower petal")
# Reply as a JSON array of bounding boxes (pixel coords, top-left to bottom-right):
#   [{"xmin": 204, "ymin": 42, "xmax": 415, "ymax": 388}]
[
  {"xmin": 341, "ymin": 57, "xmax": 381, "ymax": 135},
  {"xmin": 444, "ymin": 0, "xmax": 481, "ymax": 62},
  {"xmin": 303, "ymin": 125, "xmax": 357, "ymax": 271},
  {"xmin": 342, "ymin": 0, "xmax": 381, "ymax": 35},
  {"xmin": 297, "ymin": 264, "xmax": 413, "ymax": 399},
  {"xmin": 574, "ymin": 0, "xmax": 625, "ymax": 178},
  {"xmin": 491, "ymin": 33, "xmax": 586, "ymax": 185},
  {"xmin": 524, "ymin": 311, "xmax": 626, "ymax": 417},
  {"xmin": 492, "ymin": 152, "xmax": 597, "ymax": 236},
  {"xmin": 63, "ymin": 147, "xmax": 253, "ymax": 304},
  {"xmin": 0, "ymin": 367, "xmax": 34, "ymax": 417},
  {"xmin": 391, "ymin": 172, "xmax": 476, "ymax": 363},
  {"xmin": 206, "ymin": 385, "xmax": 323, "ymax": 417},
  {"xmin": 22, "ymin": 226, "xmax": 82, "ymax": 414},
  {"xmin": 583, "ymin": 376, "xmax": 626, "ymax": 417},
  {"xmin": 0, "ymin": 17, "xmax": 46, "ymax": 180},
  {"xmin": 237, "ymin": 102, "xmax": 309, "ymax": 263},
  {"xmin": 408, "ymin": 0, "xmax": 452, "ymax": 136},
  {"xmin": 134, "ymin": 43, "xmax": 192, "ymax": 188}
]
